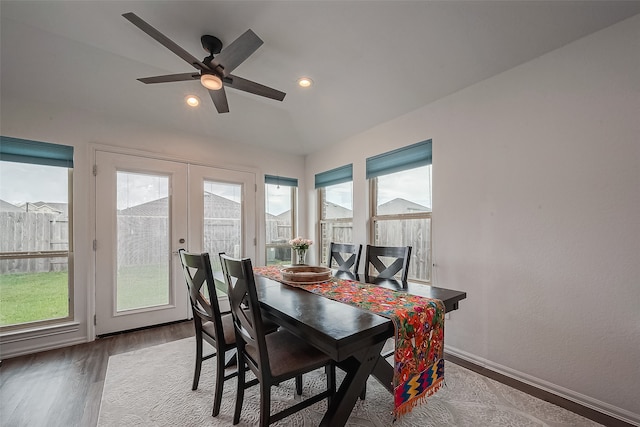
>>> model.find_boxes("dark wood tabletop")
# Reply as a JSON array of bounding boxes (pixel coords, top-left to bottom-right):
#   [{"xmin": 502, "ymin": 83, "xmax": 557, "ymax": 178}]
[{"xmin": 253, "ymin": 270, "xmax": 467, "ymax": 427}]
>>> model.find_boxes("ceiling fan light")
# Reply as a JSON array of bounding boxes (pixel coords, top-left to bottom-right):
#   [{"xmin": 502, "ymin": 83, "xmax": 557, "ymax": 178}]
[{"xmin": 201, "ymin": 74, "xmax": 223, "ymax": 90}]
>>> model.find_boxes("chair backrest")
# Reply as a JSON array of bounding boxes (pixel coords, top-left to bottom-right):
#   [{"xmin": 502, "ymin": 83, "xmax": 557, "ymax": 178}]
[
  {"xmin": 328, "ymin": 242, "xmax": 362, "ymax": 273},
  {"xmin": 364, "ymin": 245, "xmax": 412, "ymax": 281},
  {"xmin": 219, "ymin": 254, "xmax": 270, "ymax": 376},
  {"xmin": 179, "ymin": 249, "xmax": 226, "ymax": 340}
]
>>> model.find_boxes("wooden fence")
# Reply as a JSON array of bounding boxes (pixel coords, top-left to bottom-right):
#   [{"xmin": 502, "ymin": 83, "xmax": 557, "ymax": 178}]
[
  {"xmin": 320, "ymin": 219, "xmax": 431, "ymax": 281},
  {"xmin": 117, "ymin": 216, "xmax": 244, "ymax": 268},
  {"xmin": 0, "ymin": 212, "xmax": 68, "ymax": 274},
  {"xmin": 1, "ymin": 212, "xmax": 430, "ymax": 280}
]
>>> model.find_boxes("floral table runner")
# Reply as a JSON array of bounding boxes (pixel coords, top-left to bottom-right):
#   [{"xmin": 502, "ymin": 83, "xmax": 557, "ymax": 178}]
[{"xmin": 254, "ymin": 265, "xmax": 445, "ymax": 418}]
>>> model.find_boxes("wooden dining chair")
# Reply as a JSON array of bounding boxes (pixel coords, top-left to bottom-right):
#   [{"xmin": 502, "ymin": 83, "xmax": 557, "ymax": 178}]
[
  {"xmin": 364, "ymin": 245, "xmax": 412, "ymax": 282},
  {"xmin": 360, "ymin": 245, "xmax": 412, "ymax": 399},
  {"xmin": 220, "ymin": 253, "xmax": 336, "ymax": 426},
  {"xmin": 178, "ymin": 249, "xmax": 239, "ymax": 417},
  {"xmin": 328, "ymin": 242, "xmax": 362, "ymax": 274}
]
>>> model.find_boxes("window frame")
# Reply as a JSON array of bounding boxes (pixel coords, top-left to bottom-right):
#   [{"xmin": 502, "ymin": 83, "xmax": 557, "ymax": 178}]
[
  {"xmin": 366, "ymin": 140, "xmax": 432, "ymax": 283},
  {"xmin": 317, "ymin": 183, "xmax": 353, "ymax": 266},
  {"xmin": 0, "ymin": 167, "xmax": 74, "ymax": 332},
  {"xmin": 264, "ymin": 181, "xmax": 297, "ymax": 265}
]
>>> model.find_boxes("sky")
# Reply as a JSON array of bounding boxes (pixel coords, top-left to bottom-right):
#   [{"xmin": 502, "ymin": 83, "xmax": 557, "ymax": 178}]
[
  {"xmin": 376, "ymin": 165, "xmax": 432, "ymax": 208},
  {"xmin": 1, "ymin": 160, "xmax": 431, "ymax": 212},
  {"xmin": 0, "ymin": 161, "xmax": 68, "ymax": 205},
  {"xmin": 265, "ymin": 183, "xmax": 292, "ymax": 216}
]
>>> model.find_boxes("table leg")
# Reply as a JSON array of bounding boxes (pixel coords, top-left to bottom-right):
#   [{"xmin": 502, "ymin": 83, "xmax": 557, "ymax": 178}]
[
  {"xmin": 370, "ymin": 354, "xmax": 394, "ymax": 394},
  {"xmin": 320, "ymin": 340, "xmax": 386, "ymax": 427}
]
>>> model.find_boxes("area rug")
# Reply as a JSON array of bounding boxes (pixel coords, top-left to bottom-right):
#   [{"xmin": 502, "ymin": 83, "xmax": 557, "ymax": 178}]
[{"xmin": 98, "ymin": 338, "xmax": 600, "ymax": 426}]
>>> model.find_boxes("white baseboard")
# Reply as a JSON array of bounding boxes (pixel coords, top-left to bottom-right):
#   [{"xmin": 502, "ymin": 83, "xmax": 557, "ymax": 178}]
[
  {"xmin": 445, "ymin": 345, "xmax": 640, "ymax": 426},
  {"xmin": 1, "ymin": 336, "xmax": 88, "ymax": 360}
]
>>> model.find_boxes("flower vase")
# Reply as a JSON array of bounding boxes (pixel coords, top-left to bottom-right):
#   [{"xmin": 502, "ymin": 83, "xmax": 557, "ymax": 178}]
[{"xmin": 294, "ymin": 248, "xmax": 307, "ymax": 265}]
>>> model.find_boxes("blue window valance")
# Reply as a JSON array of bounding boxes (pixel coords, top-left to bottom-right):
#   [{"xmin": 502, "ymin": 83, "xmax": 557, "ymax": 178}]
[
  {"xmin": 314, "ymin": 164, "xmax": 353, "ymax": 189},
  {"xmin": 0, "ymin": 136, "xmax": 74, "ymax": 168},
  {"xmin": 366, "ymin": 139, "xmax": 431, "ymax": 179},
  {"xmin": 265, "ymin": 174, "xmax": 298, "ymax": 187}
]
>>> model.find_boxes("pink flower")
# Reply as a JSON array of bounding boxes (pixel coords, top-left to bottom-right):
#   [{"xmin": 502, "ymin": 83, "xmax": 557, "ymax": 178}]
[{"xmin": 289, "ymin": 236, "xmax": 313, "ymax": 249}]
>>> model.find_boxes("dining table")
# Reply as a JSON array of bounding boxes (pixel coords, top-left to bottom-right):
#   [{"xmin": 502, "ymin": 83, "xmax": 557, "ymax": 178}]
[{"xmin": 252, "ymin": 268, "xmax": 467, "ymax": 427}]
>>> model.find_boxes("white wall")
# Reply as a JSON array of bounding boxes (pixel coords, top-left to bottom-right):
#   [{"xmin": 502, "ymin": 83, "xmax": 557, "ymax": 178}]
[
  {"xmin": 306, "ymin": 14, "xmax": 640, "ymax": 424},
  {"xmin": 0, "ymin": 100, "xmax": 305, "ymax": 358}
]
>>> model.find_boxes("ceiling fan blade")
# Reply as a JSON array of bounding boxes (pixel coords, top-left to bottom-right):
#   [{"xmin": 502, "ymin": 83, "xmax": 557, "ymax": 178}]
[
  {"xmin": 211, "ymin": 29, "xmax": 263, "ymax": 77},
  {"xmin": 209, "ymin": 87, "xmax": 229, "ymax": 113},
  {"xmin": 123, "ymin": 12, "xmax": 210, "ymax": 72},
  {"xmin": 138, "ymin": 72, "xmax": 200, "ymax": 84},
  {"xmin": 225, "ymin": 75, "xmax": 286, "ymax": 101}
]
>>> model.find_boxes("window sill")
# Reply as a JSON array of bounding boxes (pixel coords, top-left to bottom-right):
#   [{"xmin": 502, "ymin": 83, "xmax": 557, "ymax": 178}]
[{"xmin": 0, "ymin": 321, "xmax": 80, "ymax": 344}]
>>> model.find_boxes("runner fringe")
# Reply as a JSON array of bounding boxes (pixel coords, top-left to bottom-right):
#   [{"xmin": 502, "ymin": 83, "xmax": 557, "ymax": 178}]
[{"xmin": 394, "ymin": 377, "xmax": 444, "ymax": 419}]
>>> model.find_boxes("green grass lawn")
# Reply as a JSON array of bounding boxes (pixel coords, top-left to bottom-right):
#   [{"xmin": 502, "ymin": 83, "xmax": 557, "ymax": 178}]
[
  {"xmin": 0, "ymin": 271, "xmax": 69, "ymax": 326},
  {"xmin": 0, "ymin": 265, "xmax": 171, "ymax": 326},
  {"xmin": 117, "ymin": 264, "xmax": 169, "ymax": 310}
]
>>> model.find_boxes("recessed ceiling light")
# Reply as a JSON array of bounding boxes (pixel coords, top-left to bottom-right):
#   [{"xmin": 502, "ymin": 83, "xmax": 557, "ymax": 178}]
[
  {"xmin": 298, "ymin": 77, "xmax": 313, "ymax": 88},
  {"xmin": 185, "ymin": 95, "xmax": 200, "ymax": 107}
]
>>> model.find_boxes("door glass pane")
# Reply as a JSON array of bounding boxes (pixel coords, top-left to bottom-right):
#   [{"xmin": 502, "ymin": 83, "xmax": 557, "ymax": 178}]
[
  {"xmin": 116, "ymin": 172, "xmax": 169, "ymax": 311},
  {"xmin": 203, "ymin": 180, "xmax": 242, "ymax": 270}
]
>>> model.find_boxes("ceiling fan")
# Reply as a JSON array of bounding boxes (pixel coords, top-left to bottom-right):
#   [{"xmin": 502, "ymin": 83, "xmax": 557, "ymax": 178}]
[{"xmin": 122, "ymin": 12, "xmax": 286, "ymax": 113}]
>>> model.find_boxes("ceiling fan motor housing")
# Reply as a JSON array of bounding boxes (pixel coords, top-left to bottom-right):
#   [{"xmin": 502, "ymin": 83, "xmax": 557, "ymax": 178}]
[{"xmin": 201, "ymin": 35, "xmax": 222, "ymax": 55}]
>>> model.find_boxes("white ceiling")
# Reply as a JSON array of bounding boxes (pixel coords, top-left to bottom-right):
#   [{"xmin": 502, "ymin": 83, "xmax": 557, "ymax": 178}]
[{"xmin": 2, "ymin": 1, "xmax": 639, "ymax": 156}]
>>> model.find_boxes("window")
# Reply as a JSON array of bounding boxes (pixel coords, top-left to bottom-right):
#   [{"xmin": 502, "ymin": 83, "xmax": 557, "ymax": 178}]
[
  {"xmin": 0, "ymin": 136, "xmax": 74, "ymax": 330},
  {"xmin": 367, "ymin": 140, "xmax": 432, "ymax": 282},
  {"xmin": 265, "ymin": 175, "xmax": 297, "ymax": 265},
  {"xmin": 315, "ymin": 164, "xmax": 353, "ymax": 265}
]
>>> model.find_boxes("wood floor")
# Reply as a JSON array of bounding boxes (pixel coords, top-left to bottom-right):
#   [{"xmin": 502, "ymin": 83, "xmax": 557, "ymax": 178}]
[
  {"xmin": 0, "ymin": 321, "xmax": 630, "ymax": 427},
  {"xmin": 0, "ymin": 321, "xmax": 194, "ymax": 427}
]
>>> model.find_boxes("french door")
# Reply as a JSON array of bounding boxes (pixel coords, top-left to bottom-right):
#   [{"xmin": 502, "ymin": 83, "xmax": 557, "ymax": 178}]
[{"xmin": 95, "ymin": 151, "xmax": 255, "ymax": 335}]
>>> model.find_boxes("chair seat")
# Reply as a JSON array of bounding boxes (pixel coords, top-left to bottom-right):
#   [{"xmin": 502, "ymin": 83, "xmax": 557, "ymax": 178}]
[
  {"xmin": 246, "ymin": 329, "xmax": 332, "ymax": 378},
  {"xmin": 202, "ymin": 313, "xmax": 237, "ymax": 346},
  {"xmin": 203, "ymin": 311, "xmax": 279, "ymax": 348}
]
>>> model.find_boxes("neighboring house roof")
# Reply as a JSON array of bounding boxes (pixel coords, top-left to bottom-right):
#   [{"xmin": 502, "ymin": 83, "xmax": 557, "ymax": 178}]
[
  {"xmin": 119, "ymin": 192, "xmax": 240, "ymax": 217},
  {"xmin": 204, "ymin": 192, "xmax": 240, "ymax": 218},
  {"xmin": 325, "ymin": 202, "xmax": 352, "ymax": 218},
  {"xmin": 0, "ymin": 199, "xmax": 25, "ymax": 212},
  {"xmin": 28, "ymin": 201, "xmax": 67, "ymax": 216},
  {"xmin": 7, "ymin": 201, "xmax": 68, "ymax": 216},
  {"xmin": 118, "ymin": 198, "xmax": 168, "ymax": 217},
  {"xmin": 377, "ymin": 198, "xmax": 430, "ymax": 215},
  {"xmin": 274, "ymin": 210, "xmax": 291, "ymax": 221}
]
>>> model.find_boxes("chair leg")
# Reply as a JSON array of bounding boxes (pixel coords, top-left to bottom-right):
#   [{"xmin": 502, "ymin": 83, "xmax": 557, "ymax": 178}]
[
  {"xmin": 233, "ymin": 356, "xmax": 245, "ymax": 425},
  {"xmin": 295, "ymin": 374, "xmax": 303, "ymax": 395},
  {"xmin": 259, "ymin": 382, "xmax": 271, "ymax": 427},
  {"xmin": 193, "ymin": 331, "xmax": 203, "ymax": 390},
  {"xmin": 212, "ymin": 346, "xmax": 226, "ymax": 417},
  {"xmin": 360, "ymin": 383, "xmax": 366, "ymax": 400}
]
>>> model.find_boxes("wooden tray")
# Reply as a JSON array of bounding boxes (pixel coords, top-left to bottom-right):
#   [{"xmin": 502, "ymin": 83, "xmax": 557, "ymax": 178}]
[{"xmin": 281, "ymin": 266, "xmax": 331, "ymax": 284}]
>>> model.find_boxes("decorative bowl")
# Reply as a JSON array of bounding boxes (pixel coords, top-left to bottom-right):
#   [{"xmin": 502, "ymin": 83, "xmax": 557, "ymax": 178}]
[{"xmin": 281, "ymin": 266, "xmax": 331, "ymax": 284}]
